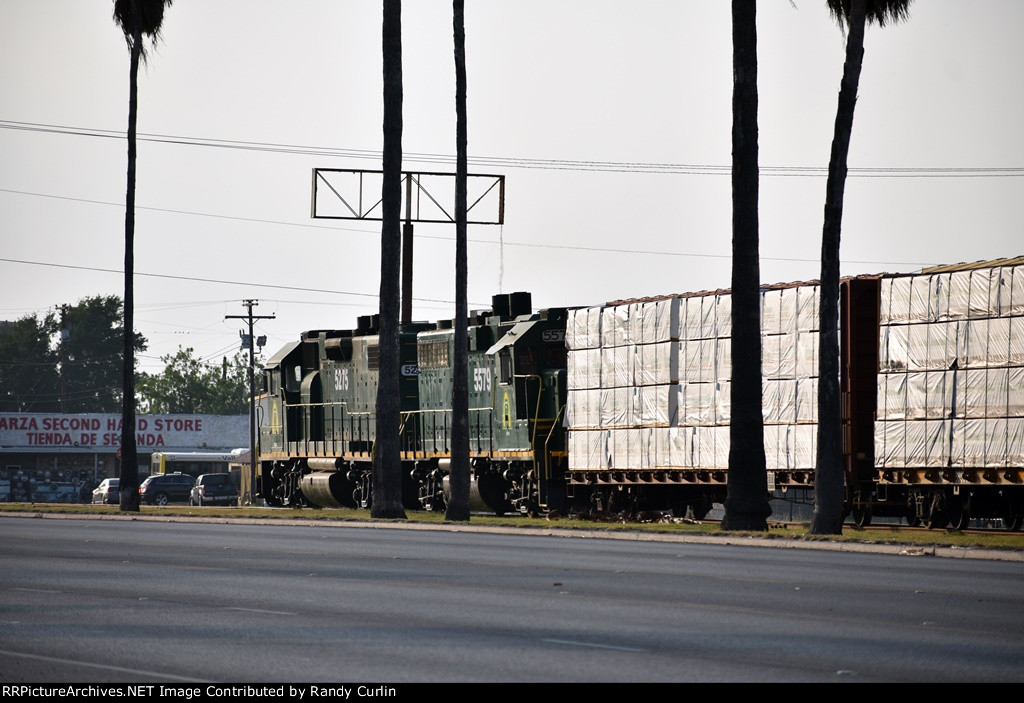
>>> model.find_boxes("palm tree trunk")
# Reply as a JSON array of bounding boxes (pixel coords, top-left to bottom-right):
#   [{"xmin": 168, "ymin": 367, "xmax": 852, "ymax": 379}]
[
  {"xmin": 445, "ymin": 0, "xmax": 471, "ymax": 522},
  {"xmin": 723, "ymin": 0, "xmax": 770, "ymax": 532},
  {"xmin": 811, "ymin": 0, "xmax": 866, "ymax": 535},
  {"xmin": 119, "ymin": 22, "xmax": 142, "ymax": 513},
  {"xmin": 372, "ymin": 0, "xmax": 407, "ymax": 519}
]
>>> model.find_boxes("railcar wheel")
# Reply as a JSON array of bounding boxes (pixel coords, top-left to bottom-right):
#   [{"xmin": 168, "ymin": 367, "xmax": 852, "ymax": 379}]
[
  {"xmin": 926, "ymin": 507, "xmax": 948, "ymax": 530},
  {"xmin": 691, "ymin": 496, "xmax": 713, "ymax": 521},
  {"xmin": 947, "ymin": 496, "xmax": 970, "ymax": 531},
  {"xmin": 925, "ymin": 492, "xmax": 948, "ymax": 530},
  {"xmin": 852, "ymin": 505, "xmax": 872, "ymax": 528}
]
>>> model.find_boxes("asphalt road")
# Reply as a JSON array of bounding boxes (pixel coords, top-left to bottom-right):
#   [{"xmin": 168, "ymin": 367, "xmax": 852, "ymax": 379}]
[{"xmin": 1, "ymin": 515, "xmax": 1022, "ymax": 683}]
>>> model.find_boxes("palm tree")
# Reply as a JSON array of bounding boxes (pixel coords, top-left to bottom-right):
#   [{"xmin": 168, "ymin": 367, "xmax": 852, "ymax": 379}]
[
  {"xmin": 112, "ymin": 0, "xmax": 173, "ymax": 513},
  {"xmin": 723, "ymin": 0, "xmax": 771, "ymax": 532},
  {"xmin": 445, "ymin": 0, "xmax": 471, "ymax": 522},
  {"xmin": 810, "ymin": 0, "xmax": 911, "ymax": 535},
  {"xmin": 372, "ymin": 0, "xmax": 407, "ymax": 519}
]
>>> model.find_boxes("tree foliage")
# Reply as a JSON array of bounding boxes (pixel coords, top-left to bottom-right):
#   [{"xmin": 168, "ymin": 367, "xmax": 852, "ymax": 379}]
[
  {"xmin": 0, "ymin": 314, "xmax": 59, "ymax": 412},
  {"xmin": 137, "ymin": 347, "xmax": 259, "ymax": 415},
  {"xmin": 0, "ymin": 296, "xmax": 146, "ymax": 413}
]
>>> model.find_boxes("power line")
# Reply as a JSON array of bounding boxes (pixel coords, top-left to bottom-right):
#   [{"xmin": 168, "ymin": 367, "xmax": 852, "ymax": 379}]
[
  {"xmin": 3, "ymin": 119, "xmax": 1023, "ymax": 178},
  {"xmin": 0, "ymin": 189, "xmax": 939, "ymax": 269}
]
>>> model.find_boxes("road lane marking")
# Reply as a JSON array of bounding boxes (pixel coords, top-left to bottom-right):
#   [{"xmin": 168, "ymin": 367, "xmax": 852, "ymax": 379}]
[
  {"xmin": 542, "ymin": 638, "xmax": 648, "ymax": 652},
  {"xmin": 0, "ymin": 648, "xmax": 208, "ymax": 682},
  {"xmin": 224, "ymin": 606, "xmax": 295, "ymax": 616}
]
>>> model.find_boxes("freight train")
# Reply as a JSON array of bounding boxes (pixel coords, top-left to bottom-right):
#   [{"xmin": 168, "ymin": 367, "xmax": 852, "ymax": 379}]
[{"xmin": 254, "ymin": 256, "xmax": 1024, "ymax": 530}]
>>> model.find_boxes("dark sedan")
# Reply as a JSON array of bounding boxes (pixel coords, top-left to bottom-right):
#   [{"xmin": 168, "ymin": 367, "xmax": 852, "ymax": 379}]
[{"xmin": 138, "ymin": 473, "xmax": 195, "ymax": 506}]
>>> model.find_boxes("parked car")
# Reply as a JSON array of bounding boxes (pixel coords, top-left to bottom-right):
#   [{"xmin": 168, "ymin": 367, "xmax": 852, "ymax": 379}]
[
  {"xmin": 92, "ymin": 478, "xmax": 119, "ymax": 504},
  {"xmin": 139, "ymin": 472, "xmax": 195, "ymax": 506},
  {"xmin": 190, "ymin": 473, "xmax": 239, "ymax": 507}
]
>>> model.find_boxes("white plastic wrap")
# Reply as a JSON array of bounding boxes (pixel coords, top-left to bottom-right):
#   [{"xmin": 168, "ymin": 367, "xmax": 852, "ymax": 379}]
[
  {"xmin": 713, "ymin": 337, "xmax": 732, "ymax": 382},
  {"xmin": 877, "ymin": 373, "xmax": 908, "ymax": 421},
  {"xmin": 1009, "ymin": 418, "xmax": 1024, "ymax": 465},
  {"xmin": 634, "ymin": 298, "xmax": 681, "ymax": 344},
  {"xmin": 795, "ymin": 331, "xmax": 819, "ymax": 378},
  {"xmin": 909, "ymin": 274, "xmax": 935, "ymax": 323},
  {"xmin": 961, "ymin": 417, "xmax": 1009, "ymax": 468},
  {"xmin": 667, "ymin": 426, "xmax": 692, "ymax": 468},
  {"xmin": 715, "ymin": 295, "xmax": 732, "ymax": 339},
  {"xmin": 601, "ymin": 345, "xmax": 636, "ymax": 388},
  {"xmin": 795, "ymin": 378, "xmax": 817, "ymax": 424},
  {"xmin": 1010, "ymin": 367, "xmax": 1024, "ymax": 417},
  {"xmin": 568, "ymin": 429, "xmax": 608, "ymax": 470},
  {"xmin": 797, "ymin": 285, "xmax": 820, "ymax": 332},
  {"xmin": 1010, "ymin": 266, "xmax": 1024, "ymax": 315},
  {"xmin": 700, "ymin": 295, "xmax": 722, "ymax": 340},
  {"xmin": 599, "ymin": 386, "xmax": 636, "ymax": 428},
  {"xmin": 634, "ymin": 342, "xmax": 678, "ymax": 386},
  {"xmin": 793, "ymin": 424, "xmax": 816, "ymax": 469},
  {"xmin": 762, "ymin": 379, "xmax": 788, "ymax": 424},
  {"xmin": 600, "ymin": 305, "xmax": 633, "ymax": 348},
  {"xmin": 566, "ymin": 388, "xmax": 603, "ymax": 429},
  {"xmin": 715, "ymin": 380, "xmax": 731, "ymax": 424},
  {"xmin": 763, "ymin": 333, "xmax": 797, "ymax": 380},
  {"xmin": 566, "ymin": 307, "xmax": 602, "ymax": 350},
  {"xmin": 567, "ymin": 348, "xmax": 602, "ymax": 390},
  {"xmin": 761, "ymin": 288, "xmax": 783, "ymax": 336},
  {"xmin": 681, "ymin": 338, "xmax": 718, "ymax": 384},
  {"xmin": 763, "ymin": 424, "xmax": 781, "ymax": 471},
  {"xmin": 879, "ymin": 324, "xmax": 910, "ymax": 373},
  {"xmin": 679, "ymin": 382, "xmax": 717, "ymax": 426},
  {"xmin": 1011, "ymin": 317, "xmax": 1024, "ymax": 365},
  {"xmin": 609, "ymin": 428, "xmax": 642, "ymax": 470},
  {"xmin": 636, "ymin": 384, "xmax": 679, "ymax": 426}
]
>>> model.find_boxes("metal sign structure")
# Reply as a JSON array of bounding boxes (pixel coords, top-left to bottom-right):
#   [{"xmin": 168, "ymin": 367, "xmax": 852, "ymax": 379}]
[
  {"xmin": 311, "ymin": 169, "xmax": 504, "ymax": 225},
  {"xmin": 311, "ymin": 168, "xmax": 506, "ymax": 322}
]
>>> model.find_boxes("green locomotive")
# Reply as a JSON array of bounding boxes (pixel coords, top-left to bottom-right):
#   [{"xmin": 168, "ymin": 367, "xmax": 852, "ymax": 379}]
[{"xmin": 256, "ymin": 293, "xmax": 569, "ymax": 515}]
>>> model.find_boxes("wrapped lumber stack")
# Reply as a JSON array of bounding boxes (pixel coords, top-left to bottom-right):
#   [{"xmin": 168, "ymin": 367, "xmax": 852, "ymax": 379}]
[
  {"xmin": 565, "ymin": 282, "xmax": 822, "ymax": 474},
  {"xmin": 875, "ymin": 262, "xmax": 1024, "ymax": 470}
]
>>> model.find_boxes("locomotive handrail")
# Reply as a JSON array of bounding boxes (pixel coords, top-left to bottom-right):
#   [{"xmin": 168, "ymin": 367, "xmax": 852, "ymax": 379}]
[
  {"xmin": 542, "ymin": 402, "xmax": 566, "ymax": 483},
  {"xmin": 403, "ymin": 406, "xmax": 494, "ymax": 454}
]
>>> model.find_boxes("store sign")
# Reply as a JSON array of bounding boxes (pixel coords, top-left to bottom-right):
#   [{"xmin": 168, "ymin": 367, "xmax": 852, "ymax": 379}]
[{"xmin": 0, "ymin": 413, "xmax": 247, "ymax": 452}]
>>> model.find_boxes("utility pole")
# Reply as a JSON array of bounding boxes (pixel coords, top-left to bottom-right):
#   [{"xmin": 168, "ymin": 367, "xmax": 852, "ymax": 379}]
[
  {"xmin": 59, "ymin": 304, "xmax": 69, "ymax": 414},
  {"xmin": 226, "ymin": 300, "xmax": 274, "ymax": 506}
]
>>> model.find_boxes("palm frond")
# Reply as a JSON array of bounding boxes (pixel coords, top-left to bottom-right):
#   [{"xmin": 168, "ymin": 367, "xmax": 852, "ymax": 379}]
[
  {"xmin": 826, "ymin": 0, "xmax": 912, "ymax": 29},
  {"xmin": 112, "ymin": 0, "xmax": 173, "ymax": 59}
]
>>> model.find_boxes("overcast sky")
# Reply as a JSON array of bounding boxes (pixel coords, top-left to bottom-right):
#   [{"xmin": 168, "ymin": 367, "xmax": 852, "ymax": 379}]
[{"xmin": 1, "ymin": 1, "xmax": 1021, "ymax": 374}]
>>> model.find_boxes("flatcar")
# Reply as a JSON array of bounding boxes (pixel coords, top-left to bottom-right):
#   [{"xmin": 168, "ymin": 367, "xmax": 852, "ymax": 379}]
[{"xmin": 255, "ymin": 256, "xmax": 1024, "ymax": 530}]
